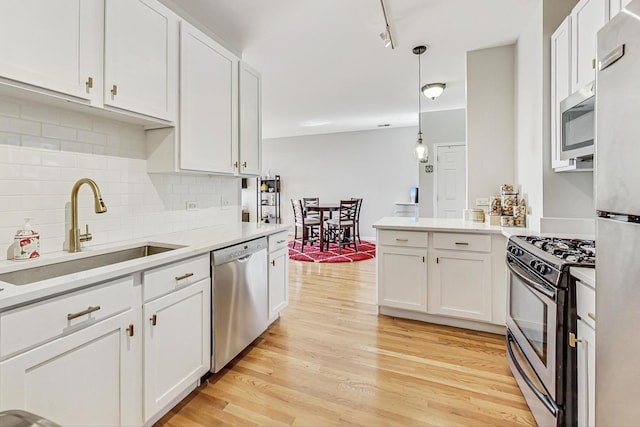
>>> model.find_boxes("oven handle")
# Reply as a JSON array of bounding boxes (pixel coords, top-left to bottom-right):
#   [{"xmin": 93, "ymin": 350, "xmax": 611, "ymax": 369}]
[
  {"xmin": 506, "ymin": 256, "xmax": 556, "ymax": 301},
  {"xmin": 507, "ymin": 333, "xmax": 559, "ymax": 417}
]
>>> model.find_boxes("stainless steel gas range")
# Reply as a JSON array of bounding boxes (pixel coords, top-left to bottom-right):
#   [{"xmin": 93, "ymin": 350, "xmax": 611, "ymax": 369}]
[{"xmin": 505, "ymin": 235, "xmax": 595, "ymax": 427}]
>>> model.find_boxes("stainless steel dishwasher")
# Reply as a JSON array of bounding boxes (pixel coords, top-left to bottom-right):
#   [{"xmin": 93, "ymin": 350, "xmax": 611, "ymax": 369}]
[{"xmin": 211, "ymin": 237, "xmax": 268, "ymax": 373}]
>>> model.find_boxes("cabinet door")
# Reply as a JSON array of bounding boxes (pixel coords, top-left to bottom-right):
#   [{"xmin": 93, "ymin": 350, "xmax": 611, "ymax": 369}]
[
  {"xmin": 577, "ymin": 320, "xmax": 596, "ymax": 427},
  {"xmin": 377, "ymin": 246, "xmax": 427, "ymax": 312},
  {"xmin": 571, "ymin": 0, "xmax": 608, "ymax": 92},
  {"xmin": 269, "ymin": 247, "xmax": 288, "ymax": 321},
  {"xmin": 551, "ymin": 16, "xmax": 574, "ymax": 170},
  {"xmin": 179, "ymin": 20, "xmax": 238, "ymax": 174},
  {"xmin": 0, "ymin": 0, "xmax": 102, "ymax": 102},
  {"xmin": 104, "ymin": 0, "xmax": 178, "ymax": 121},
  {"xmin": 239, "ymin": 62, "xmax": 262, "ymax": 176},
  {"xmin": 428, "ymin": 250, "xmax": 492, "ymax": 322},
  {"xmin": 0, "ymin": 311, "xmax": 139, "ymax": 427},
  {"xmin": 143, "ymin": 278, "xmax": 210, "ymax": 422}
]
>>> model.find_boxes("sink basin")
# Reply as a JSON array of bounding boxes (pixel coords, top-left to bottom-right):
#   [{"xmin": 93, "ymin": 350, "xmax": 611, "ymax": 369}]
[{"xmin": 0, "ymin": 245, "xmax": 181, "ymax": 286}]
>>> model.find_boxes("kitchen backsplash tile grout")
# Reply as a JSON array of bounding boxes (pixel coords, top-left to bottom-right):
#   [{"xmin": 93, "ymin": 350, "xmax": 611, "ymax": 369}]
[{"xmin": 0, "ymin": 96, "xmax": 241, "ymax": 259}]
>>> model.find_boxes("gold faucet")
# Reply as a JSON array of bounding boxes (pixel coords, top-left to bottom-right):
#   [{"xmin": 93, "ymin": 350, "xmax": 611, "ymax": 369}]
[{"xmin": 69, "ymin": 178, "xmax": 107, "ymax": 252}]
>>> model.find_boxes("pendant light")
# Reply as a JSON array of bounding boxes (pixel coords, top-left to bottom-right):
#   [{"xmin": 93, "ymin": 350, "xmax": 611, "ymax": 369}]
[{"xmin": 413, "ymin": 45, "xmax": 428, "ymax": 162}]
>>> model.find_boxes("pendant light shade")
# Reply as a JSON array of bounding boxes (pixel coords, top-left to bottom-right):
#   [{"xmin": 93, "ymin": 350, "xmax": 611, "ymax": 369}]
[
  {"xmin": 422, "ymin": 83, "xmax": 446, "ymax": 100},
  {"xmin": 413, "ymin": 46, "xmax": 428, "ymax": 162}
]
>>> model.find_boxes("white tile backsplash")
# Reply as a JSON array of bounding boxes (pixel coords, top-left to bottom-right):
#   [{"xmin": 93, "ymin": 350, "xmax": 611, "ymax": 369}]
[{"xmin": 0, "ymin": 96, "xmax": 241, "ymax": 259}]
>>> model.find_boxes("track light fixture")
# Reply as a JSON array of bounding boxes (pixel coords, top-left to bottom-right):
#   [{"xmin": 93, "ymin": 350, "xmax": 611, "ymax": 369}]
[{"xmin": 379, "ymin": 0, "xmax": 394, "ymax": 49}]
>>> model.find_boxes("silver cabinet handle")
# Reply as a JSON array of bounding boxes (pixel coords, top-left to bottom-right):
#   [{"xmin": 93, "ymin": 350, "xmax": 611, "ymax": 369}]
[
  {"xmin": 276, "ymin": 240, "xmax": 286, "ymax": 244},
  {"xmin": 67, "ymin": 305, "xmax": 101, "ymax": 320},
  {"xmin": 588, "ymin": 312, "xmax": 596, "ymax": 321},
  {"xmin": 395, "ymin": 238, "xmax": 409, "ymax": 242},
  {"xmin": 175, "ymin": 272, "xmax": 194, "ymax": 281},
  {"xmin": 455, "ymin": 242, "xmax": 469, "ymax": 246}
]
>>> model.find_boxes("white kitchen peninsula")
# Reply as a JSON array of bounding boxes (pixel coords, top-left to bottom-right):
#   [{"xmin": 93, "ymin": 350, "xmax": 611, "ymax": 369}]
[{"xmin": 373, "ymin": 217, "xmax": 509, "ymax": 334}]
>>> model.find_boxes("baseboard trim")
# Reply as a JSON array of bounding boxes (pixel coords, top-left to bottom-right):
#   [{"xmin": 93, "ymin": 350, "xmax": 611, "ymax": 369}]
[{"xmin": 378, "ymin": 306, "xmax": 506, "ymax": 335}]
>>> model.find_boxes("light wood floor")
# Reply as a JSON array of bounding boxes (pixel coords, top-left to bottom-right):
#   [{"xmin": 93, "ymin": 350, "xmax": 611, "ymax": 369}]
[{"xmin": 156, "ymin": 258, "xmax": 536, "ymax": 426}]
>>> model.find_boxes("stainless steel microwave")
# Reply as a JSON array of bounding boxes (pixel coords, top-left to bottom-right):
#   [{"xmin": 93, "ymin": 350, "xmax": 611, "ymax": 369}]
[{"xmin": 560, "ymin": 82, "xmax": 595, "ymax": 160}]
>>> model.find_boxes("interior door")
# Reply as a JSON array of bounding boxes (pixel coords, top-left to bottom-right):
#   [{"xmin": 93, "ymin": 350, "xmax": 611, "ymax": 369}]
[{"xmin": 435, "ymin": 144, "xmax": 466, "ymax": 218}]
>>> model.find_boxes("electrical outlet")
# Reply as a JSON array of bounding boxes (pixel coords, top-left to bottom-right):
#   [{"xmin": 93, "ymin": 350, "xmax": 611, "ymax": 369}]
[
  {"xmin": 186, "ymin": 201, "xmax": 198, "ymax": 211},
  {"xmin": 476, "ymin": 197, "xmax": 489, "ymax": 206}
]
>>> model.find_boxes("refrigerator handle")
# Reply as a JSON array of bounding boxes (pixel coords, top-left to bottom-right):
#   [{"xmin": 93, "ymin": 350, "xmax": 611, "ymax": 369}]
[{"xmin": 599, "ymin": 44, "xmax": 625, "ymax": 71}]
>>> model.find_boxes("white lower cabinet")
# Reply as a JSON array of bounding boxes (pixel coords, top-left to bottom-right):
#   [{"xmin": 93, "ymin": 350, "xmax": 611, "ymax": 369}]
[
  {"xmin": 268, "ymin": 231, "xmax": 289, "ymax": 322},
  {"xmin": 0, "ymin": 252, "xmax": 217, "ymax": 426},
  {"xmin": 0, "ymin": 310, "xmax": 139, "ymax": 426},
  {"xmin": 377, "ymin": 245, "xmax": 427, "ymax": 312},
  {"xmin": 268, "ymin": 248, "xmax": 288, "ymax": 321},
  {"xmin": 429, "ymin": 250, "xmax": 492, "ymax": 322},
  {"xmin": 142, "ymin": 276, "xmax": 210, "ymax": 423},
  {"xmin": 376, "ymin": 228, "xmax": 506, "ymax": 331},
  {"xmin": 575, "ymin": 278, "xmax": 596, "ymax": 426},
  {"xmin": 577, "ymin": 319, "xmax": 596, "ymax": 427}
]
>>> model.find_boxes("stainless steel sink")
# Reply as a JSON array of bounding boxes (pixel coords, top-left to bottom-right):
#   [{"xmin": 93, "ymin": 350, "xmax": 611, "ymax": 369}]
[{"xmin": 0, "ymin": 245, "xmax": 180, "ymax": 286}]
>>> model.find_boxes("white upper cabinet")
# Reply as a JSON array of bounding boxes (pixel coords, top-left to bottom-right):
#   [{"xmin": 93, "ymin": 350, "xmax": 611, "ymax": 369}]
[
  {"xmin": 238, "ymin": 62, "xmax": 262, "ymax": 176},
  {"xmin": 610, "ymin": 0, "xmax": 633, "ymax": 19},
  {"xmin": 179, "ymin": 20, "xmax": 238, "ymax": 174},
  {"xmin": 104, "ymin": 0, "xmax": 178, "ymax": 122},
  {"xmin": 551, "ymin": 16, "xmax": 574, "ymax": 170},
  {"xmin": 571, "ymin": 0, "xmax": 609, "ymax": 92},
  {"xmin": 0, "ymin": 0, "xmax": 103, "ymax": 103}
]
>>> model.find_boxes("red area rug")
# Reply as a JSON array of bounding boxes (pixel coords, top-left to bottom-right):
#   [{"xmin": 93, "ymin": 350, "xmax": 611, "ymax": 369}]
[{"xmin": 288, "ymin": 240, "xmax": 376, "ymax": 263}]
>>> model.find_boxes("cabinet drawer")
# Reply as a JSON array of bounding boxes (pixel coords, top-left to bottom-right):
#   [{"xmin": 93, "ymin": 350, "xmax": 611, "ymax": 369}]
[
  {"xmin": 268, "ymin": 231, "xmax": 289, "ymax": 252},
  {"xmin": 378, "ymin": 230, "xmax": 428, "ymax": 248},
  {"xmin": 576, "ymin": 280, "xmax": 596, "ymax": 329},
  {"xmin": 0, "ymin": 276, "xmax": 133, "ymax": 358},
  {"xmin": 432, "ymin": 232, "xmax": 491, "ymax": 252},
  {"xmin": 143, "ymin": 254, "xmax": 210, "ymax": 302}
]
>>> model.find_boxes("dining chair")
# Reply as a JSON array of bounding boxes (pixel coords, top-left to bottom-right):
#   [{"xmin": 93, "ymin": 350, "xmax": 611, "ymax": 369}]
[
  {"xmin": 351, "ymin": 197, "xmax": 363, "ymax": 244},
  {"xmin": 302, "ymin": 197, "xmax": 320, "ymax": 220},
  {"xmin": 291, "ymin": 199, "xmax": 320, "ymax": 252},
  {"xmin": 324, "ymin": 199, "xmax": 358, "ymax": 254}
]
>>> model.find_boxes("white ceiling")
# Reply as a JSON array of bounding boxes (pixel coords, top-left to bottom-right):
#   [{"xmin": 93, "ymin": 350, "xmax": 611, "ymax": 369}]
[{"xmin": 171, "ymin": 0, "xmax": 538, "ymax": 139}]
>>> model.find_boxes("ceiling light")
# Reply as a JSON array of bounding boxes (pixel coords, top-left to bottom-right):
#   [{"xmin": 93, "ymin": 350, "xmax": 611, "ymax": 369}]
[
  {"xmin": 413, "ymin": 45, "xmax": 428, "ymax": 163},
  {"xmin": 379, "ymin": 0, "xmax": 394, "ymax": 49},
  {"xmin": 422, "ymin": 83, "xmax": 446, "ymax": 100}
]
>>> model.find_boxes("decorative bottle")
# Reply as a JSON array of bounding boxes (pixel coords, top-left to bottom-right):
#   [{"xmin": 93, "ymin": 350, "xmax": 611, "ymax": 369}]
[{"xmin": 14, "ymin": 218, "xmax": 40, "ymax": 261}]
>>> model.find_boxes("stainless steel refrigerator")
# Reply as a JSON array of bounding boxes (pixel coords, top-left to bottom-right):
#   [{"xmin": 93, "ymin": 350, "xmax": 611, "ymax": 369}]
[{"xmin": 595, "ymin": 2, "xmax": 640, "ymax": 425}]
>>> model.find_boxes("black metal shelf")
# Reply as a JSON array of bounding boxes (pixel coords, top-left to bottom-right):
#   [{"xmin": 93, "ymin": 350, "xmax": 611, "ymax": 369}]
[{"xmin": 256, "ymin": 175, "xmax": 281, "ymax": 224}]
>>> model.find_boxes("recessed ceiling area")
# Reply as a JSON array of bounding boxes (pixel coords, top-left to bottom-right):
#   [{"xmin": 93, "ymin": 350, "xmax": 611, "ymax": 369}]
[{"xmin": 169, "ymin": 0, "xmax": 538, "ymax": 139}]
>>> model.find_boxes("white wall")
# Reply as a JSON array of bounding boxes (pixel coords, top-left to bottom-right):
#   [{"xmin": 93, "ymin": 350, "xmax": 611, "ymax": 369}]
[
  {"xmin": 262, "ymin": 126, "xmax": 418, "ymax": 240},
  {"xmin": 467, "ymin": 45, "xmax": 515, "ymax": 210},
  {"xmin": 0, "ymin": 96, "xmax": 240, "ymax": 259},
  {"xmin": 418, "ymin": 109, "xmax": 466, "ymax": 217},
  {"xmin": 515, "ymin": 0, "xmax": 594, "ymax": 232}
]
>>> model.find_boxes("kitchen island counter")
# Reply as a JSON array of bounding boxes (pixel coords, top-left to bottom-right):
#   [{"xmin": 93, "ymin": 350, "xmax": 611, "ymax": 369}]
[{"xmin": 373, "ymin": 216, "xmax": 506, "ymax": 234}]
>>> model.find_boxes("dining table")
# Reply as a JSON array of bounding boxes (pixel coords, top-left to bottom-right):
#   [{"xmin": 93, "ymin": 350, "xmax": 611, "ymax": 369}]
[{"xmin": 305, "ymin": 203, "xmax": 340, "ymax": 251}]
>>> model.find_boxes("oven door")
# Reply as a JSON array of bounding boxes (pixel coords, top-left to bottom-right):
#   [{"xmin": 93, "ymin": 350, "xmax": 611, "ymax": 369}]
[{"xmin": 506, "ymin": 256, "xmax": 558, "ymax": 399}]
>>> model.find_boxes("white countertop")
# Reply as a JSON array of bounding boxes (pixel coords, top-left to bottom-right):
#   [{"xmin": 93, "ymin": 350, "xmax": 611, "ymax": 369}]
[
  {"xmin": 373, "ymin": 216, "xmax": 516, "ymax": 235},
  {"xmin": 570, "ymin": 267, "xmax": 596, "ymax": 289},
  {"xmin": 0, "ymin": 222, "xmax": 289, "ymax": 311},
  {"xmin": 372, "ymin": 217, "xmax": 596, "ymax": 241}
]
